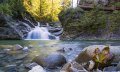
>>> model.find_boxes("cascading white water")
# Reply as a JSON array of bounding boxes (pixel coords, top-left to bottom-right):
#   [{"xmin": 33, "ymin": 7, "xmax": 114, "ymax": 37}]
[{"xmin": 26, "ymin": 22, "xmax": 59, "ymax": 40}]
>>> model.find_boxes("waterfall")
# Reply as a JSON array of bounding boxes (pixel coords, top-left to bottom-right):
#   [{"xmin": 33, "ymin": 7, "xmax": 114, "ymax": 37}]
[
  {"xmin": 71, "ymin": 0, "xmax": 78, "ymax": 8},
  {"xmin": 26, "ymin": 22, "xmax": 59, "ymax": 40}
]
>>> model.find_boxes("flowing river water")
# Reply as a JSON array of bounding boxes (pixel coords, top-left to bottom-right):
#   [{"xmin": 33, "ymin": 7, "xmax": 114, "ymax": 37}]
[{"xmin": 0, "ymin": 40, "xmax": 120, "ymax": 72}]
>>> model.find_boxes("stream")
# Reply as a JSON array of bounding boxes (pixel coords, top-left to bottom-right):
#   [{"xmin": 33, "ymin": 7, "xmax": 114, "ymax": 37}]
[{"xmin": 0, "ymin": 40, "xmax": 120, "ymax": 72}]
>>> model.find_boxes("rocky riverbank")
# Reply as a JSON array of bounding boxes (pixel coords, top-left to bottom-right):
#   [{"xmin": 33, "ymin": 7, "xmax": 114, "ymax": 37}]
[
  {"xmin": 0, "ymin": 43, "xmax": 120, "ymax": 72},
  {"xmin": 60, "ymin": 32, "xmax": 120, "ymax": 40},
  {"xmin": 61, "ymin": 45, "xmax": 120, "ymax": 72}
]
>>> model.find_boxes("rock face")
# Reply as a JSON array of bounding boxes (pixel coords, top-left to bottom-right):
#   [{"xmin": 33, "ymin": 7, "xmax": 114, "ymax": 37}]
[
  {"xmin": 33, "ymin": 53, "xmax": 67, "ymax": 69},
  {"xmin": 0, "ymin": 13, "xmax": 31, "ymax": 39}
]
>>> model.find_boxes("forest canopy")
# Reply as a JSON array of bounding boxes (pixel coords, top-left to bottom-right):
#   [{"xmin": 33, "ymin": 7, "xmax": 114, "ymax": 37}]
[{"xmin": 0, "ymin": 0, "xmax": 70, "ymax": 22}]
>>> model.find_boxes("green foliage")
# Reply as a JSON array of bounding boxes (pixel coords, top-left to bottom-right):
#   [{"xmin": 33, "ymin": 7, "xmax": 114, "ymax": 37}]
[
  {"xmin": 114, "ymin": 2, "xmax": 120, "ymax": 7},
  {"xmin": 112, "ymin": 2, "xmax": 120, "ymax": 7},
  {"xmin": 0, "ymin": 0, "xmax": 25, "ymax": 18},
  {"xmin": 59, "ymin": 6, "xmax": 120, "ymax": 36},
  {"xmin": 80, "ymin": 9, "xmax": 106, "ymax": 34},
  {"xmin": 59, "ymin": 7, "xmax": 107, "ymax": 35},
  {"xmin": 24, "ymin": 0, "xmax": 70, "ymax": 22},
  {"xmin": 0, "ymin": 3, "xmax": 12, "ymax": 15},
  {"xmin": 62, "ymin": 0, "xmax": 71, "ymax": 9},
  {"xmin": 59, "ymin": 7, "xmax": 84, "ymax": 32},
  {"xmin": 109, "ymin": 10, "xmax": 120, "ymax": 34}
]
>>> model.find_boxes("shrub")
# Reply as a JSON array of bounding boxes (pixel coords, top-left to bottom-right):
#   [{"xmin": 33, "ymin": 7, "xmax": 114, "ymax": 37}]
[
  {"xmin": 0, "ymin": 3, "xmax": 12, "ymax": 15},
  {"xmin": 59, "ymin": 7, "xmax": 107, "ymax": 35},
  {"xmin": 59, "ymin": 7, "xmax": 84, "ymax": 32},
  {"xmin": 0, "ymin": 0, "xmax": 26, "ymax": 18},
  {"xmin": 109, "ymin": 10, "xmax": 120, "ymax": 34},
  {"xmin": 79, "ymin": 8, "xmax": 107, "ymax": 34}
]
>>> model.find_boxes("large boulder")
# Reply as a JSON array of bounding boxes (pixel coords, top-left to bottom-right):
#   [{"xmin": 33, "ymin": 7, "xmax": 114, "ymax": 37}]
[
  {"xmin": 33, "ymin": 53, "xmax": 67, "ymax": 69},
  {"xmin": 75, "ymin": 45, "xmax": 120, "ymax": 64}
]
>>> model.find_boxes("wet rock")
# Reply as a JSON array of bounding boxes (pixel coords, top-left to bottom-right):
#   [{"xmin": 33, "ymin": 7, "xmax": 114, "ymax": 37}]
[
  {"xmin": 15, "ymin": 61, "xmax": 23, "ymax": 66},
  {"xmin": 57, "ymin": 48, "xmax": 65, "ymax": 53},
  {"xmin": 0, "ymin": 62, "xmax": 6, "ymax": 67},
  {"xmin": 33, "ymin": 53, "xmax": 67, "ymax": 69},
  {"xmin": 0, "ymin": 53, "xmax": 7, "ymax": 58},
  {"xmin": 48, "ymin": 27, "xmax": 62, "ymax": 33},
  {"xmin": 57, "ymin": 47, "xmax": 73, "ymax": 53},
  {"xmin": 5, "ymin": 64, "xmax": 18, "ymax": 72},
  {"xmin": 116, "ymin": 62, "xmax": 120, "ymax": 71},
  {"xmin": 60, "ymin": 61, "xmax": 87, "ymax": 72},
  {"xmin": 28, "ymin": 45, "xmax": 33, "ymax": 49},
  {"xmin": 0, "ymin": 50, "xmax": 7, "ymax": 54},
  {"xmin": 50, "ymin": 28, "xmax": 63, "ymax": 36},
  {"xmin": 23, "ymin": 47, "xmax": 29, "ymax": 52},
  {"xmin": 12, "ymin": 44, "xmax": 23, "ymax": 51},
  {"xmin": 48, "ymin": 35, "xmax": 56, "ymax": 39},
  {"xmin": 103, "ymin": 66, "xmax": 117, "ymax": 71},
  {"xmin": 28, "ymin": 65, "xmax": 46, "ymax": 72},
  {"xmin": 25, "ymin": 62, "xmax": 38, "ymax": 69},
  {"xmin": 3, "ymin": 49, "xmax": 11, "ymax": 52},
  {"xmin": 69, "ymin": 48, "xmax": 73, "ymax": 51}
]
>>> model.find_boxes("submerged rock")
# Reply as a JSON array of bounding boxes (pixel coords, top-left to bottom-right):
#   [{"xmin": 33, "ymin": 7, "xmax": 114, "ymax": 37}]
[
  {"xmin": 14, "ymin": 54, "xmax": 28, "ymax": 60},
  {"xmin": 12, "ymin": 44, "xmax": 23, "ymax": 51},
  {"xmin": 23, "ymin": 47, "xmax": 29, "ymax": 52},
  {"xmin": 0, "ymin": 53, "xmax": 7, "ymax": 58},
  {"xmin": 5, "ymin": 64, "xmax": 18, "ymax": 72},
  {"xmin": 33, "ymin": 53, "xmax": 67, "ymax": 69}
]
